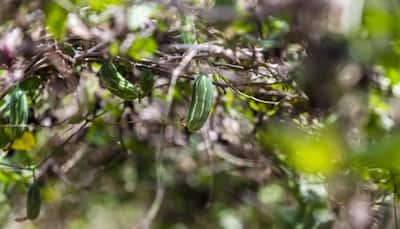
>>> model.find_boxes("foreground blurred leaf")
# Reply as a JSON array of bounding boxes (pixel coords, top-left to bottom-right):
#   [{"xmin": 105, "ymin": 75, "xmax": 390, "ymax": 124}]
[{"xmin": 257, "ymin": 125, "xmax": 343, "ymax": 174}]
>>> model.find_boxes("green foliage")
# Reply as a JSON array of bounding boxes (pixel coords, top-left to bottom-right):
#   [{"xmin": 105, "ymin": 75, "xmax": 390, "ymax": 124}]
[
  {"xmin": 353, "ymin": 132, "xmax": 400, "ymax": 171},
  {"xmin": 88, "ymin": 0, "xmax": 124, "ymax": 11},
  {"xmin": 45, "ymin": 2, "xmax": 68, "ymax": 40},
  {"xmin": 128, "ymin": 37, "xmax": 158, "ymax": 60},
  {"xmin": 85, "ymin": 120, "xmax": 114, "ymax": 146},
  {"xmin": 139, "ymin": 69, "xmax": 154, "ymax": 96},
  {"xmin": 257, "ymin": 124, "xmax": 343, "ymax": 175}
]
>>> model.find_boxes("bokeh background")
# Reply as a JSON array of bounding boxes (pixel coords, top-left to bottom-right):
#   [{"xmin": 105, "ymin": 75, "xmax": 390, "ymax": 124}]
[{"xmin": 1, "ymin": 0, "xmax": 400, "ymax": 228}]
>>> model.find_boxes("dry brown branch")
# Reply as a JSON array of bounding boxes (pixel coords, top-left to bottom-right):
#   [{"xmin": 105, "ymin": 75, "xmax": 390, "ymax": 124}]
[{"xmin": 161, "ymin": 43, "xmax": 265, "ymax": 64}]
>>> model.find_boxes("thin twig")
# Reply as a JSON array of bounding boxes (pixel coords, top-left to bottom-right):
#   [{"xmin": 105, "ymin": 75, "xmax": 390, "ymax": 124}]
[
  {"xmin": 0, "ymin": 161, "xmax": 32, "ymax": 172},
  {"xmin": 36, "ymin": 108, "xmax": 112, "ymax": 169},
  {"xmin": 165, "ymin": 48, "xmax": 198, "ymax": 116},
  {"xmin": 36, "ymin": 122, "xmax": 88, "ymax": 169},
  {"xmin": 213, "ymin": 149, "xmax": 255, "ymax": 167},
  {"xmin": 162, "ymin": 43, "xmax": 265, "ymax": 64}
]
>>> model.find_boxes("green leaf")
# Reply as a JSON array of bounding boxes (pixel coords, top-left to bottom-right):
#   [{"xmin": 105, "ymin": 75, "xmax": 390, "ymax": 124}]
[
  {"xmin": 139, "ymin": 69, "xmax": 154, "ymax": 96},
  {"xmin": 45, "ymin": 2, "xmax": 68, "ymax": 39},
  {"xmin": 128, "ymin": 37, "xmax": 158, "ymax": 60},
  {"xmin": 88, "ymin": 0, "xmax": 123, "ymax": 11},
  {"xmin": 363, "ymin": 4, "xmax": 392, "ymax": 38},
  {"xmin": 215, "ymin": 0, "xmax": 235, "ymax": 6},
  {"xmin": 109, "ymin": 42, "xmax": 120, "ymax": 57},
  {"xmin": 85, "ymin": 121, "xmax": 113, "ymax": 146},
  {"xmin": 369, "ymin": 90, "xmax": 389, "ymax": 112},
  {"xmin": 19, "ymin": 76, "xmax": 43, "ymax": 93},
  {"xmin": 0, "ymin": 127, "xmax": 11, "ymax": 149},
  {"xmin": 0, "ymin": 170, "xmax": 21, "ymax": 183},
  {"xmin": 70, "ymin": 0, "xmax": 84, "ymax": 5}
]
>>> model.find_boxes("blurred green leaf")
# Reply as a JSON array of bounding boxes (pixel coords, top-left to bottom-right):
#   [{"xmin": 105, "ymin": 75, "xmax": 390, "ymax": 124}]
[
  {"xmin": 0, "ymin": 170, "xmax": 21, "ymax": 183},
  {"xmin": 0, "ymin": 126, "xmax": 11, "ymax": 149},
  {"xmin": 353, "ymin": 132, "xmax": 400, "ymax": 171},
  {"xmin": 109, "ymin": 42, "xmax": 120, "ymax": 57},
  {"xmin": 45, "ymin": 2, "xmax": 68, "ymax": 39},
  {"xmin": 88, "ymin": 0, "xmax": 123, "ymax": 11},
  {"xmin": 230, "ymin": 20, "xmax": 256, "ymax": 35},
  {"xmin": 385, "ymin": 67, "xmax": 400, "ymax": 85},
  {"xmin": 369, "ymin": 90, "xmax": 389, "ymax": 112},
  {"xmin": 364, "ymin": 111, "xmax": 394, "ymax": 137},
  {"xmin": 70, "ymin": 0, "xmax": 84, "ymax": 5},
  {"xmin": 215, "ymin": 0, "xmax": 234, "ymax": 6},
  {"xmin": 363, "ymin": 4, "xmax": 392, "ymax": 38},
  {"xmin": 19, "ymin": 77, "xmax": 42, "ymax": 92},
  {"xmin": 85, "ymin": 121, "xmax": 113, "ymax": 145},
  {"xmin": 257, "ymin": 125, "xmax": 343, "ymax": 174},
  {"xmin": 128, "ymin": 37, "xmax": 158, "ymax": 60},
  {"xmin": 139, "ymin": 69, "xmax": 154, "ymax": 96}
]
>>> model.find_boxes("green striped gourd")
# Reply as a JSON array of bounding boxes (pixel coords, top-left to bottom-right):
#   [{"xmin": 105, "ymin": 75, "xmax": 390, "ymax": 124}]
[
  {"xmin": 99, "ymin": 61, "xmax": 140, "ymax": 100},
  {"xmin": 187, "ymin": 74, "xmax": 214, "ymax": 132},
  {"xmin": 26, "ymin": 182, "xmax": 41, "ymax": 220},
  {"xmin": 9, "ymin": 88, "xmax": 28, "ymax": 139}
]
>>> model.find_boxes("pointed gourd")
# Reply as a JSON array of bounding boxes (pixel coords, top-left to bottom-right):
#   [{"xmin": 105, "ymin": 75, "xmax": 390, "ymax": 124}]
[
  {"xmin": 187, "ymin": 74, "xmax": 214, "ymax": 132},
  {"xmin": 99, "ymin": 61, "xmax": 140, "ymax": 100}
]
